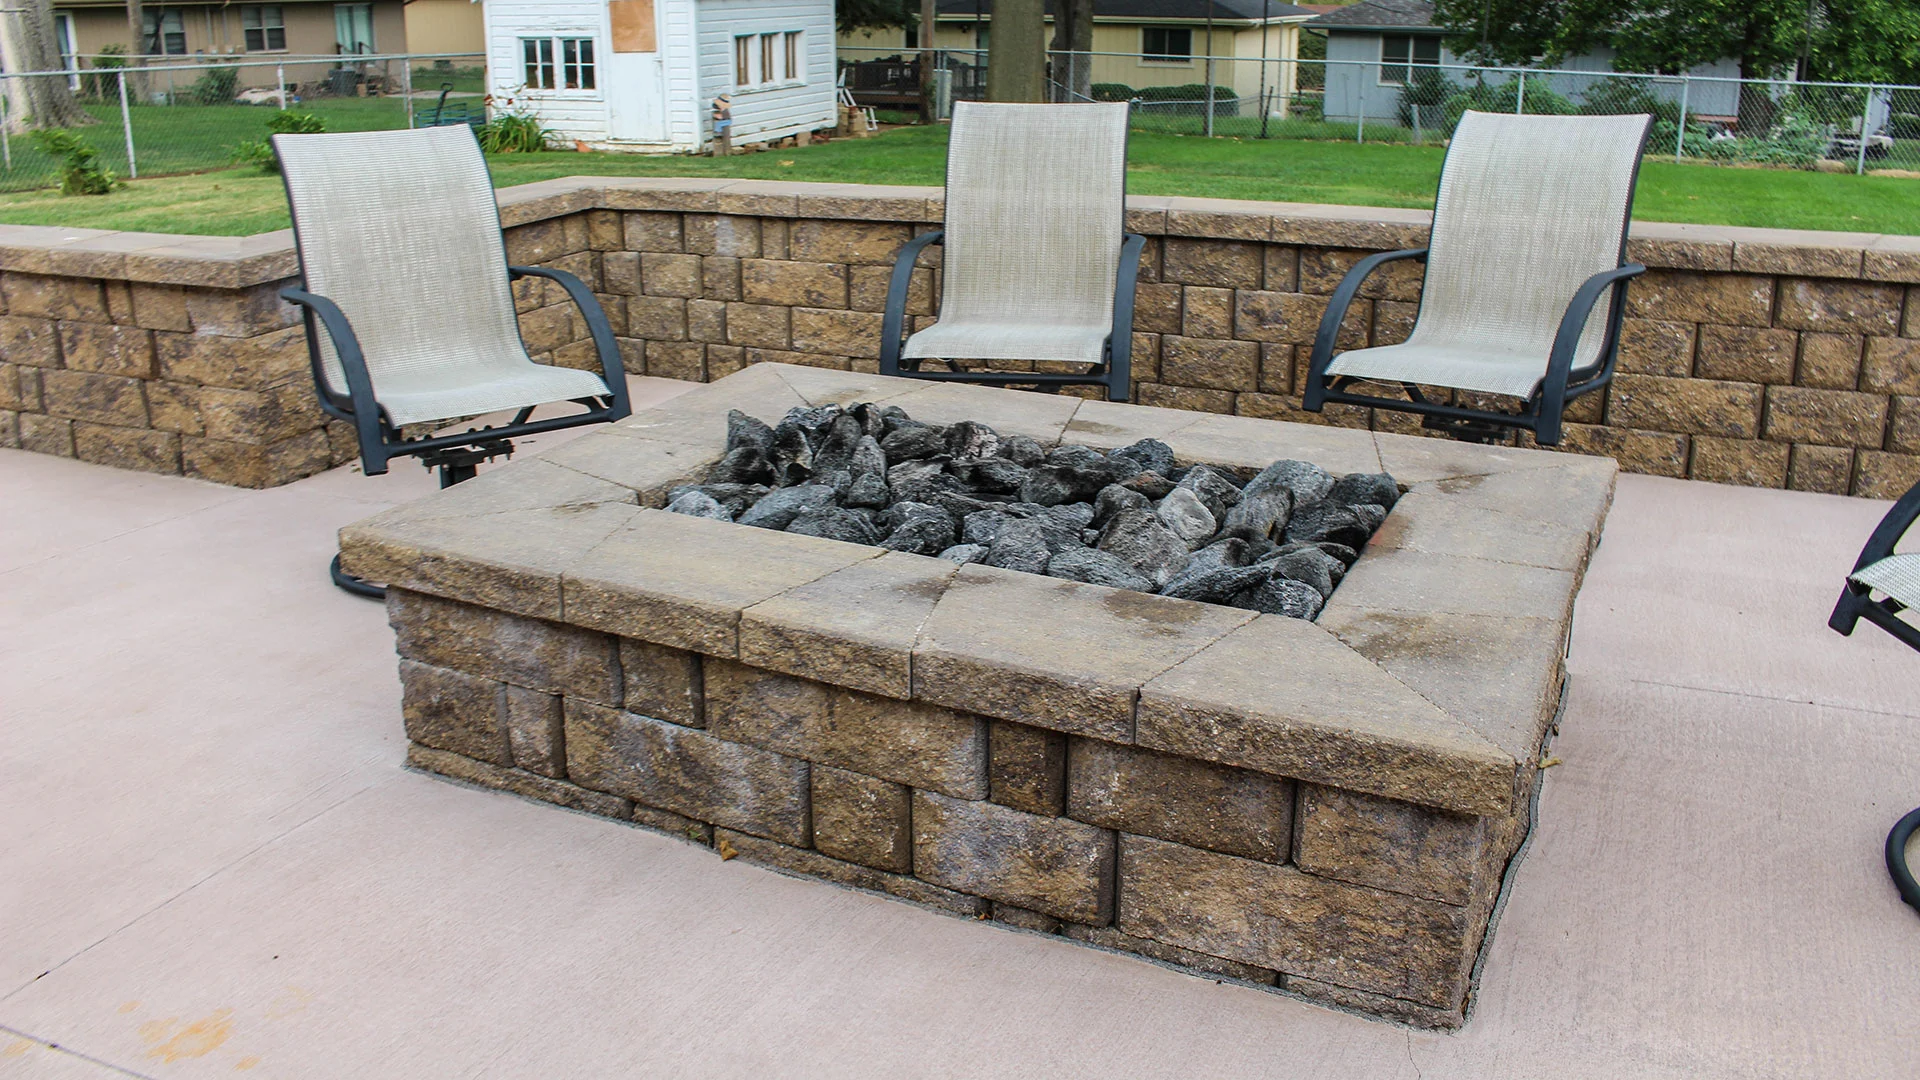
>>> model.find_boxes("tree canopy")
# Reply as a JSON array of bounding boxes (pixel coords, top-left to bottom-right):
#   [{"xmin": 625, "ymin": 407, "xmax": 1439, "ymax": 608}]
[
  {"xmin": 1431, "ymin": 0, "xmax": 1920, "ymax": 83},
  {"xmin": 839, "ymin": 0, "xmax": 920, "ymax": 34}
]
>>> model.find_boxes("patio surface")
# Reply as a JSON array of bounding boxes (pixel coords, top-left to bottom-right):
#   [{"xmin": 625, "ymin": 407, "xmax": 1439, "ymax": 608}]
[{"xmin": 3, "ymin": 375, "xmax": 1918, "ymax": 1079}]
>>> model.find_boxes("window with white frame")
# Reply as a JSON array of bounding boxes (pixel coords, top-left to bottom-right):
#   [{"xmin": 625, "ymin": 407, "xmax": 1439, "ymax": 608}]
[
  {"xmin": 733, "ymin": 30, "xmax": 804, "ymax": 88},
  {"xmin": 242, "ymin": 5, "xmax": 286, "ymax": 52},
  {"xmin": 142, "ymin": 9, "xmax": 186, "ymax": 55},
  {"xmin": 522, "ymin": 36, "xmax": 596, "ymax": 90},
  {"xmin": 1380, "ymin": 34, "xmax": 1440, "ymax": 85},
  {"xmin": 1142, "ymin": 27, "xmax": 1190, "ymax": 63}
]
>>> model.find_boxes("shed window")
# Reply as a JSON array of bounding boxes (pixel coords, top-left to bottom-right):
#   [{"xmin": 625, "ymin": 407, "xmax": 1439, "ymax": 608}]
[
  {"xmin": 1142, "ymin": 27, "xmax": 1190, "ymax": 62},
  {"xmin": 523, "ymin": 36, "xmax": 595, "ymax": 90},
  {"xmin": 736, "ymin": 31, "xmax": 804, "ymax": 87},
  {"xmin": 142, "ymin": 9, "xmax": 186, "ymax": 55},
  {"xmin": 735, "ymin": 35, "xmax": 751, "ymax": 85},
  {"xmin": 242, "ymin": 5, "xmax": 286, "ymax": 52},
  {"xmin": 1380, "ymin": 34, "xmax": 1440, "ymax": 85}
]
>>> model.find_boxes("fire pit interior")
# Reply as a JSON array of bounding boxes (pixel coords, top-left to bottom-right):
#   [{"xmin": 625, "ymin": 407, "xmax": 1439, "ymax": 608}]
[
  {"xmin": 344, "ymin": 363, "xmax": 1615, "ymax": 1030},
  {"xmin": 661, "ymin": 402, "xmax": 1398, "ymax": 620}
]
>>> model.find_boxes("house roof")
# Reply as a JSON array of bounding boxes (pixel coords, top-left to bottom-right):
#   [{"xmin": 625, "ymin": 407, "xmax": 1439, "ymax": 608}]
[
  {"xmin": 1302, "ymin": 0, "xmax": 1441, "ymax": 30},
  {"xmin": 934, "ymin": 0, "xmax": 1318, "ymax": 23}
]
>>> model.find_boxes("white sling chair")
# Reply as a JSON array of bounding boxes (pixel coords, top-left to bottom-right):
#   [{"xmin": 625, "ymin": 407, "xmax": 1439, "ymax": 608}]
[
  {"xmin": 1303, "ymin": 110, "xmax": 1653, "ymax": 444},
  {"xmin": 878, "ymin": 100, "xmax": 1146, "ymax": 401},
  {"xmin": 275, "ymin": 126, "xmax": 630, "ymax": 596}
]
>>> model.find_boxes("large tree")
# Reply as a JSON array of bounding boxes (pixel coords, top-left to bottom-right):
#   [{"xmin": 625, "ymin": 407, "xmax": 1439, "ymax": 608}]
[
  {"xmin": 988, "ymin": 0, "xmax": 1047, "ymax": 100},
  {"xmin": 1050, "ymin": 0, "xmax": 1095, "ymax": 100},
  {"xmin": 839, "ymin": 0, "xmax": 919, "ymax": 34},
  {"xmin": 0, "ymin": 0, "xmax": 95, "ymax": 129}
]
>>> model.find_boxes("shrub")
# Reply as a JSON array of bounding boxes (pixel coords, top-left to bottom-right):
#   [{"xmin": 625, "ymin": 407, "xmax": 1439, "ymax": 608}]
[
  {"xmin": 230, "ymin": 110, "xmax": 326, "ymax": 174},
  {"xmin": 1440, "ymin": 76, "xmax": 1575, "ymax": 132},
  {"xmin": 1090, "ymin": 82, "xmax": 1135, "ymax": 102},
  {"xmin": 83, "ymin": 43, "xmax": 126, "ymax": 100},
  {"xmin": 1134, "ymin": 83, "xmax": 1240, "ymax": 118},
  {"xmin": 1396, "ymin": 67, "xmax": 1455, "ymax": 130},
  {"xmin": 477, "ymin": 110, "xmax": 555, "ymax": 153},
  {"xmin": 32, "ymin": 130, "xmax": 119, "ymax": 196},
  {"xmin": 1578, "ymin": 79, "xmax": 1680, "ymax": 125},
  {"xmin": 188, "ymin": 65, "xmax": 240, "ymax": 105}
]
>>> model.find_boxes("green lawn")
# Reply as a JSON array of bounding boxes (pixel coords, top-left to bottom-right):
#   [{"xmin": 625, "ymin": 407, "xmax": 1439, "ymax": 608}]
[{"xmin": 4, "ymin": 122, "xmax": 1915, "ymax": 237}]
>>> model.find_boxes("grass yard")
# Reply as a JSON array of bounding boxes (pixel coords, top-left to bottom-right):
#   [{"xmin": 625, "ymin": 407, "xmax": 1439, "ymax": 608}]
[{"xmin": 4, "ymin": 122, "xmax": 1915, "ymax": 237}]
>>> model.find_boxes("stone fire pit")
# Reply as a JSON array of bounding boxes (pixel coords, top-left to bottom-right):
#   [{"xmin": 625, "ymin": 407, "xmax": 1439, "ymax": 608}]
[{"xmin": 342, "ymin": 363, "xmax": 1614, "ymax": 1029}]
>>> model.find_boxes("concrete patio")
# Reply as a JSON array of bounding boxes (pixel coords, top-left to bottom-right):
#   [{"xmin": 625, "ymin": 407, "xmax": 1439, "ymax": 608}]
[{"xmin": 3, "ymin": 375, "xmax": 1917, "ymax": 1079}]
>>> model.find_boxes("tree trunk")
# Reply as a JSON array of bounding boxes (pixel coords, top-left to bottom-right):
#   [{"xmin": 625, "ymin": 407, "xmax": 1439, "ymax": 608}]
[
  {"xmin": 125, "ymin": 0, "xmax": 148, "ymax": 102},
  {"xmin": 0, "ymin": 0, "xmax": 96, "ymax": 129},
  {"xmin": 1736, "ymin": 55, "xmax": 1776, "ymax": 136},
  {"xmin": 919, "ymin": 0, "xmax": 937, "ymax": 121},
  {"xmin": 1048, "ymin": 0, "xmax": 1093, "ymax": 100},
  {"xmin": 987, "ymin": 0, "xmax": 1046, "ymax": 102}
]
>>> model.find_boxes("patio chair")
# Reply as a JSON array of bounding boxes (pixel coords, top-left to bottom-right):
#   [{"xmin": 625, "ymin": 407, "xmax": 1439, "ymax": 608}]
[
  {"xmin": 1827, "ymin": 477, "xmax": 1920, "ymax": 913},
  {"xmin": 878, "ymin": 100, "xmax": 1146, "ymax": 401},
  {"xmin": 1302, "ymin": 110, "xmax": 1653, "ymax": 445},
  {"xmin": 274, "ymin": 125, "xmax": 631, "ymax": 598}
]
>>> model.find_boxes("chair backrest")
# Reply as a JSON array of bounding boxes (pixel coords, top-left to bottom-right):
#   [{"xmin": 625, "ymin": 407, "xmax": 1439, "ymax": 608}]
[
  {"xmin": 939, "ymin": 101, "xmax": 1129, "ymax": 329},
  {"xmin": 1411, "ymin": 110, "xmax": 1651, "ymax": 366},
  {"xmin": 274, "ymin": 126, "xmax": 525, "ymax": 397}
]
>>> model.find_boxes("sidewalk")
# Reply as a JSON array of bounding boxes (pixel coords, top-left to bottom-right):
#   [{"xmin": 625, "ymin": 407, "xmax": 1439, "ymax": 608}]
[{"xmin": 3, "ymin": 380, "xmax": 1917, "ymax": 1078}]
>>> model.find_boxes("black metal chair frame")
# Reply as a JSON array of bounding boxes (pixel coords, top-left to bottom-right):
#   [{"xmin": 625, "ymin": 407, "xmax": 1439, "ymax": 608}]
[
  {"xmin": 1828, "ymin": 478, "xmax": 1920, "ymax": 652},
  {"xmin": 877, "ymin": 229, "xmax": 1147, "ymax": 401},
  {"xmin": 1302, "ymin": 122, "xmax": 1653, "ymax": 446}
]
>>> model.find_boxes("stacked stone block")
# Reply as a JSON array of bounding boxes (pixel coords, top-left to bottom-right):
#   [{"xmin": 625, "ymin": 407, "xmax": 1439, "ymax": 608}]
[{"xmin": 391, "ymin": 582, "xmax": 1526, "ymax": 1029}]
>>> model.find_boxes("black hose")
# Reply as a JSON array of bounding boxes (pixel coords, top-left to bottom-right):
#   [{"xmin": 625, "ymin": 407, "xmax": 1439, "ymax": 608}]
[{"xmin": 1889, "ymin": 806, "xmax": 1920, "ymax": 913}]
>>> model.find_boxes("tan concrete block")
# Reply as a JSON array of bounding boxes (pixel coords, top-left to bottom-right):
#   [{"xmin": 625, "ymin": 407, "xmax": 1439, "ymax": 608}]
[
  {"xmin": 738, "ymin": 552, "xmax": 958, "ymax": 701},
  {"xmin": 1234, "ymin": 390, "xmax": 1370, "ymax": 429},
  {"xmin": 683, "ymin": 214, "xmax": 763, "ymax": 258},
  {"xmin": 398, "ymin": 658, "xmax": 510, "ymax": 765},
  {"xmin": 1617, "ymin": 318, "xmax": 1694, "ymax": 377},
  {"xmin": 623, "ymin": 211, "xmax": 684, "ymax": 252},
  {"xmin": 1688, "ymin": 435, "xmax": 1790, "ymax": 487},
  {"xmin": 725, "ymin": 302, "xmax": 791, "ymax": 349},
  {"xmin": 565, "ymin": 700, "xmax": 810, "ymax": 845},
  {"xmin": 644, "ymin": 341, "xmax": 705, "ymax": 380},
  {"xmin": 1798, "ymin": 332, "xmax": 1863, "ymax": 390},
  {"xmin": 1159, "ymin": 335, "xmax": 1257, "ymax": 392},
  {"xmin": 1606, "ymin": 373, "xmax": 1762, "ymax": 438},
  {"xmin": 1625, "ymin": 270, "xmax": 1772, "ymax": 326},
  {"xmin": 1787, "ymin": 443, "xmax": 1854, "ymax": 494},
  {"xmin": 0, "ymin": 315, "xmax": 60, "ymax": 366},
  {"xmin": 1853, "ymin": 450, "xmax": 1920, "ymax": 499},
  {"xmin": 1162, "ymin": 238, "xmax": 1261, "ymax": 289},
  {"xmin": 812, "ymin": 765, "xmax": 911, "ymax": 872},
  {"xmin": 39, "ymin": 369, "xmax": 146, "ymax": 426},
  {"xmin": 788, "ymin": 220, "xmax": 911, "ymax": 264},
  {"xmin": 0, "ymin": 408, "xmax": 15, "ymax": 449},
  {"xmin": 19, "ymin": 413, "xmax": 73, "ymax": 456},
  {"xmin": 409, "ymin": 744, "xmax": 633, "ymax": 820},
  {"xmin": 760, "ymin": 218, "xmax": 790, "ymax": 260},
  {"xmin": 740, "ymin": 260, "xmax": 848, "ymax": 308},
  {"xmin": 1371, "ymin": 299, "xmax": 1417, "ymax": 348},
  {"xmin": 602, "ymin": 251, "xmax": 642, "ymax": 295},
  {"xmin": 686, "ymin": 299, "xmax": 727, "ymax": 344},
  {"xmin": 912, "ymin": 790, "xmax": 1114, "ymax": 923},
  {"xmin": 619, "ymin": 638, "xmax": 703, "ymax": 727},
  {"xmin": 1365, "ymin": 489, "xmax": 1588, "ymax": 571},
  {"xmin": 2, "ymin": 273, "xmax": 108, "ymax": 321},
  {"xmin": 1730, "ymin": 242, "xmax": 1864, "ymax": 278},
  {"xmin": 1117, "ymin": 834, "xmax": 1474, "ymax": 1008},
  {"xmin": 640, "ymin": 252, "xmax": 703, "ymax": 298},
  {"xmin": 791, "ymin": 307, "xmax": 883, "ymax": 359},
  {"xmin": 715, "ymin": 828, "xmax": 988, "ymax": 917},
  {"xmin": 627, "ymin": 295, "xmax": 688, "ymax": 341},
  {"xmin": 1130, "ymin": 282, "xmax": 1181, "ymax": 334},
  {"xmin": 72, "ymin": 422, "xmax": 180, "ymax": 475},
  {"xmin": 989, "ymin": 719, "xmax": 1067, "ymax": 816},
  {"xmin": 1776, "ymin": 279, "xmax": 1903, "ymax": 335},
  {"xmin": 1256, "ymin": 344, "xmax": 1295, "ymax": 395},
  {"xmin": 183, "ymin": 284, "xmax": 298, "ymax": 337},
  {"xmin": 155, "ymin": 325, "xmax": 307, "ymax": 389},
  {"xmin": 129, "ymin": 283, "xmax": 191, "ymax": 331},
  {"xmin": 701, "ymin": 256, "xmax": 742, "ymax": 301},
  {"xmin": 1861, "ymin": 335, "xmax": 1920, "ymax": 395},
  {"xmin": 1294, "ymin": 784, "xmax": 1491, "ymax": 905},
  {"xmin": 586, "ymin": 209, "xmax": 623, "ymax": 250},
  {"xmin": 1694, "ymin": 324, "xmax": 1795, "ymax": 383},
  {"xmin": 1298, "ymin": 248, "xmax": 1424, "ymax": 300},
  {"xmin": 1068, "ymin": 738, "xmax": 1293, "ymax": 863},
  {"xmin": 504, "ymin": 685, "xmax": 566, "ymax": 778},
  {"xmin": 1263, "ymin": 245, "xmax": 1299, "ymax": 292},
  {"xmin": 1061, "ymin": 923, "xmax": 1278, "ymax": 984},
  {"xmin": 390, "ymin": 589, "xmax": 623, "ymax": 704},
  {"xmin": 1180, "ymin": 286, "xmax": 1232, "ymax": 338},
  {"xmin": 503, "ymin": 218, "xmax": 583, "ymax": 265},
  {"xmin": 847, "ymin": 264, "xmax": 931, "ymax": 315},
  {"xmin": 1553, "ymin": 422, "xmax": 1689, "ymax": 478},
  {"xmin": 706, "ymin": 344, "xmax": 747, "ymax": 378},
  {"xmin": 1763, "ymin": 385, "xmax": 1888, "ymax": 448}
]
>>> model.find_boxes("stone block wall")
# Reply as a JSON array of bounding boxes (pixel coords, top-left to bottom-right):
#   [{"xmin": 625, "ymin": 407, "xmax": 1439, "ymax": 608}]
[
  {"xmin": 391, "ymin": 585, "xmax": 1521, "ymax": 1028},
  {"xmin": 7, "ymin": 177, "xmax": 1919, "ymax": 496}
]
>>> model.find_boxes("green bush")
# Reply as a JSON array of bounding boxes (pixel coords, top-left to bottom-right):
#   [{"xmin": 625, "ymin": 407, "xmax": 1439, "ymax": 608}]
[
  {"xmin": 1134, "ymin": 83, "xmax": 1240, "ymax": 118},
  {"xmin": 83, "ymin": 43, "xmax": 126, "ymax": 101},
  {"xmin": 1090, "ymin": 82, "xmax": 1135, "ymax": 102},
  {"xmin": 477, "ymin": 111, "xmax": 555, "ymax": 153},
  {"xmin": 1440, "ymin": 76, "xmax": 1576, "ymax": 131},
  {"xmin": 230, "ymin": 110, "xmax": 327, "ymax": 174},
  {"xmin": 1287, "ymin": 92, "xmax": 1324, "ymax": 122},
  {"xmin": 188, "ymin": 66, "xmax": 240, "ymax": 106},
  {"xmin": 31, "ymin": 130, "xmax": 119, "ymax": 196},
  {"xmin": 1396, "ymin": 67, "xmax": 1455, "ymax": 129},
  {"xmin": 1578, "ymin": 80, "xmax": 1680, "ymax": 125}
]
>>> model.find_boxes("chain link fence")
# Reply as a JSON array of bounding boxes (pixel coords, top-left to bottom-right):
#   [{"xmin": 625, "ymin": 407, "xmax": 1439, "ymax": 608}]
[
  {"xmin": 838, "ymin": 46, "xmax": 1920, "ymax": 175},
  {"xmin": 0, "ymin": 52, "xmax": 485, "ymax": 193}
]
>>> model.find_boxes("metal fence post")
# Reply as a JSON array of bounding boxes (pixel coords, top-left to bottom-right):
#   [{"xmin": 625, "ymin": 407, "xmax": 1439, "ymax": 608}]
[
  {"xmin": 1857, "ymin": 84, "xmax": 1874, "ymax": 175},
  {"xmin": 2, "ymin": 92, "xmax": 10, "ymax": 172},
  {"xmin": 118, "ymin": 70, "xmax": 137, "ymax": 179},
  {"xmin": 1357, "ymin": 69, "xmax": 1367, "ymax": 144},
  {"xmin": 402, "ymin": 59, "xmax": 414, "ymax": 128},
  {"xmin": 1203, "ymin": 53, "xmax": 1215, "ymax": 137},
  {"xmin": 277, "ymin": 64, "xmax": 287, "ymax": 111},
  {"xmin": 1676, "ymin": 75, "xmax": 1690, "ymax": 161},
  {"xmin": 1515, "ymin": 70, "xmax": 1526, "ymax": 115}
]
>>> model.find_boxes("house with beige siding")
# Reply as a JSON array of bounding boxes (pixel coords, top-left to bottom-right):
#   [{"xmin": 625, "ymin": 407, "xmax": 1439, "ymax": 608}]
[{"xmin": 53, "ymin": 0, "xmax": 408, "ymax": 88}]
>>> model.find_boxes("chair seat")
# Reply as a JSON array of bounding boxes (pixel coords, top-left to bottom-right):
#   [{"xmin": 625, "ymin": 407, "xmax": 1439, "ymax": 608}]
[
  {"xmin": 902, "ymin": 316, "xmax": 1111, "ymax": 367},
  {"xmin": 1852, "ymin": 552, "xmax": 1920, "ymax": 609},
  {"xmin": 372, "ymin": 357, "xmax": 612, "ymax": 427},
  {"xmin": 1326, "ymin": 342, "xmax": 1552, "ymax": 399}
]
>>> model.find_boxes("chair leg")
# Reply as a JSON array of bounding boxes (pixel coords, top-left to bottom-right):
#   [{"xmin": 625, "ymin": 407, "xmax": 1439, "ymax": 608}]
[
  {"xmin": 330, "ymin": 553, "xmax": 387, "ymax": 600},
  {"xmin": 329, "ymin": 439, "xmax": 509, "ymax": 599}
]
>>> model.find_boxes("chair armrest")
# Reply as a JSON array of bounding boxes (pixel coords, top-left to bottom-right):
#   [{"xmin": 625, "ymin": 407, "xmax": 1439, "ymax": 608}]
[
  {"xmin": 279, "ymin": 285, "xmax": 391, "ymax": 475},
  {"xmin": 1104, "ymin": 233, "xmax": 1148, "ymax": 402},
  {"xmin": 879, "ymin": 229, "xmax": 944, "ymax": 375},
  {"xmin": 1302, "ymin": 247, "xmax": 1428, "ymax": 411},
  {"xmin": 1851, "ymin": 479, "xmax": 1920, "ymax": 576},
  {"xmin": 509, "ymin": 265, "xmax": 632, "ymax": 422},
  {"xmin": 1535, "ymin": 263, "xmax": 1645, "ymax": 445}
]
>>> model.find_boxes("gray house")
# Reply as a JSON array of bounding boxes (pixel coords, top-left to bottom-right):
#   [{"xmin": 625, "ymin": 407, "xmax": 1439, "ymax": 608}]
[{"xmin": 1305, "ymin": 0, "xmax": 1742, "ymax": 126}]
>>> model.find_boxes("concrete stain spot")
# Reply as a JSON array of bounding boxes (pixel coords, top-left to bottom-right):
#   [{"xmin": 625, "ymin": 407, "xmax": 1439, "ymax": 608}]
[
  {"xmin": 138, "ymin": 1018, "xmax": 180, "ymax": 1045},
  {"xmin": 1436, "ymin": 474, "xmax": 1487, "ymax": 494},
  {"xmin": 3, "ymin": 1038, "xmax": 32, "ymax": 1058},
  {"xmin": 1099, "ymin": 587, "xmax": 1209, "ymax": 629},
  {"xmin": 235, "ymin": 1055, "xmax": 264, "ymax": 1071},
  {"xmin": 265, "ymin": 986, "xmax": 314, "ymax": 1020},
  {"xmin": 146, "ymin": 1009, "xmax": 235, "ymax": 1063},
  {"xmin": 117, "ymin": 1000, "xmax": 141, "ymax": 1014},
  {"xmin": 1066, "ymin": 420, "xmax": 1127, "ymax": 437}
]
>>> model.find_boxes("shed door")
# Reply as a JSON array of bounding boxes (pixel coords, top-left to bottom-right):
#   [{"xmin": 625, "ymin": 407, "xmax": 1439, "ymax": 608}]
[{"xmin": 605, "ymin": 0, "xmax": 667, "ymax": 142}]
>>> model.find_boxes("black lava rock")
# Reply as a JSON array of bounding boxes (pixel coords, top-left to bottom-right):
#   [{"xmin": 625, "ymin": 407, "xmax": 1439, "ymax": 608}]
[
  {"xmin": 1219, "ymin": 487, "xmax": 1292, "ymax": 543},
  {"xmin": 950, "ymin": 456, "xmax": 1028, "ymax": 495},
  {"xmin": 664, "ymin": 489, "xmax": 733, "ymax": 520},
  {"xmin": 1109, "ymin": 438, "xmax": 1175, "ymax": 477},
  {"xmin": 1046, "ymin": 547, "xmax": 1155, "ymax": 591},
  {"xmin": 1282, "ymin": 500, "xmax": 1374, "ymax": 550},
  {"xmin": 725, "ymin": 409, "xmax": 775, "ymax": 453},
  {"xmin": 787, "ymin": 506, "xmax": 882, "ymax": 545},
  {"xmin": 1242, "ymin": 459, "xmax": 1334, "ymax": 506},
  {"xmin": 1160, "ymin": 564, "xmax": 1270, "ymax": 604},
  {"xmin": 1230, "ymin": 575, "xmax": 1324, "ymax": 619},
  {"xmin": 737, "ymin": 484, "xmax": 837, "ymax": 530},
  {"xmin": 996, "ymin": 435, "xmax": 1046, "ymax": 467},
  {"xmin": 984, "ymin": 520, "xmax": 1053, "ymax": 574},
  {"xmin": 1327, "ymin": 472, "xmax": 1400, "ymax": 511},
  {"xmin": 945, "ymin": 420, "xmax": 1001, "ymax": 462},
  {"xmin": 1092, "ymin": 483, "xmax": 1150, "ymax": 526},
  {"xmin": 880, "ymin": 423, "xmax": 947, "ymax": 463},
  {"xmin": 1175, "ymin": 465, "xmax": 1243, "ymax": 520},
  {"xmin": 710, "ymin": 445, "xmax": 777, "ymax": 486},
  {"xmin": 937, "ymin": 543, "xmax": 989, "ymax": 564},
  {"xmin": 1096, "ymin": 508, "xmax": 1192, "ymax": 587}
]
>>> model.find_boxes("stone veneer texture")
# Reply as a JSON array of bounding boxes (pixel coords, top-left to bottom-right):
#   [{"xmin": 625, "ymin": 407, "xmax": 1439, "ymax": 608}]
[
  {"xmin": 2, "ymin": 177, "xmax": 1918, "ymax": 493},
  {"xmin": 346, "ymin": 363, "xmax": 1617, "ymax": 1029}
]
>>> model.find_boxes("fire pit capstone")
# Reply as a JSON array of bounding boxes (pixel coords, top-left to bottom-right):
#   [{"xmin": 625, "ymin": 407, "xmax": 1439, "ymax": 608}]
[{"xmin": 343, "ymin": 363, "xmax": 1614, "ymax": 1029}]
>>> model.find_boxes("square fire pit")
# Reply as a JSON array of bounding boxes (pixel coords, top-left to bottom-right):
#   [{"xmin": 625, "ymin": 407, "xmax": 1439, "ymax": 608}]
[{"xmin": 343, "ymin": 363, "xmax": 1614, "ymax": 1028}]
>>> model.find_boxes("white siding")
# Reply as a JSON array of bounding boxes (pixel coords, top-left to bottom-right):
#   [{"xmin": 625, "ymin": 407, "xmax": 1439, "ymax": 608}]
[
  {"xmin": 664, "ymin": 0, "xmax": 705, "ymax": 147},
  {"xmin": 696, "ymin": 0, "xmax": 837, "ymax": 145},
  {"xmin": 485, "ymin": 0, "xmax": 612, "ymax": 141}
]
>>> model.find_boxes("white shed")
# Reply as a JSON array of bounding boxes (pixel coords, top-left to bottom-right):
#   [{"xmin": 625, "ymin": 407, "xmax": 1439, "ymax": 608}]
[{"xmin": 483, "ymin": 0, "xmax": 838, "ymax": 152}]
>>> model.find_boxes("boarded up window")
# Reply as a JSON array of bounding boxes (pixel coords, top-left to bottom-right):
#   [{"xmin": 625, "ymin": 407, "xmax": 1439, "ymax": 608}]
[{"xmin": 610, "ymin": 0, "xmax": 656, "ymax": 53}]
